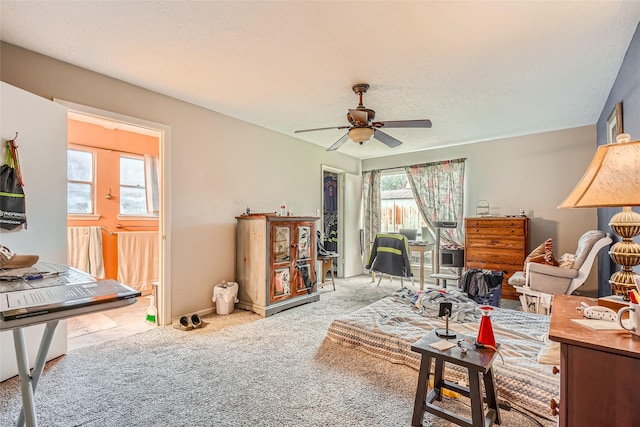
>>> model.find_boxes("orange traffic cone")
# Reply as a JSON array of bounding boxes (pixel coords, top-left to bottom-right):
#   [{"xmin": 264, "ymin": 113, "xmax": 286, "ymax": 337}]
[{"xmin": 476, "ymin": 306, "xmax": 496, "ymax": 348}]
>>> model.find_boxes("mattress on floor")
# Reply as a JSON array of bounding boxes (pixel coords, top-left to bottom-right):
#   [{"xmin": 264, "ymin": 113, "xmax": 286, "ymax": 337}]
[{"xmin": 326, "ymin": 295, "xmax": 559, "ymax": 419}]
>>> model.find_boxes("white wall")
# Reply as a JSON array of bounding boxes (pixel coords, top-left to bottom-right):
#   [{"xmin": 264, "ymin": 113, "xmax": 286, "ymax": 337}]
[
  {"xmin": 363, "ymin": 126, "xmax": 602, "ymax": 294},
  {"xmin": 0, "ymin": 42, "xmax": 361, "ymax": 320}
]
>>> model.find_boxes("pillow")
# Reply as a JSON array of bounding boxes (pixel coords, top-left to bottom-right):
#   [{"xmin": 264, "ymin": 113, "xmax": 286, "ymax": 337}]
[
  {"xmin": 524, "ymin": 238, "xmax": 558, "ymax": 275},
  {"xmin": 558, "ymin": 253, "xmax": 576, "ymax": 269}
]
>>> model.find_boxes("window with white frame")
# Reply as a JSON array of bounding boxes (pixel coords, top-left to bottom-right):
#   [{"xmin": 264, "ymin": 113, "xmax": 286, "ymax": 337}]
[
  {"xmin": 119, "ymin": 155, "xmax": 149, "ymax": 215},
  {"xmin": 67, "ymin": 149, "xmax": 95, "ymax": 214}
]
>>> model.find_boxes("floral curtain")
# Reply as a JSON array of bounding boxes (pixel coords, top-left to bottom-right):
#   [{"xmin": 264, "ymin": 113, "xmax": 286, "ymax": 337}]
[
  {"xmin": 405, "ymin": 158, "xmax": 466, "ymax": 246},
  {"xmin": 362, "ymin": 169, "xmax": 381, "ymax": 264}
]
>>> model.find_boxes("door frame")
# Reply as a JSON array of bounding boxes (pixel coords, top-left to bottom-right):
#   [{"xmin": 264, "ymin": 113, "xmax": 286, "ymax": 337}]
[
  {"xmin": 321, "ymin": 165, "xmax": 345, "ymax": 277},
  {"xmin": 54, "ymin": 99, "xmax": 172, "ymax": 326}
]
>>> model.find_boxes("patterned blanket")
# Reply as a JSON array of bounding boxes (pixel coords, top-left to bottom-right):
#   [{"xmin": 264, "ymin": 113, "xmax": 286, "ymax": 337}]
[{"xmin": 326, "ymin": 294, "xmax": 559, "ymax": 420}]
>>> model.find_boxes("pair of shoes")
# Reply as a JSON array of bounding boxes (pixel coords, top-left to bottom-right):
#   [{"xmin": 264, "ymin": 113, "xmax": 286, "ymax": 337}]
[{"xmin": 172, "ymin": 314, "xmax": 204, "ymax": 331}]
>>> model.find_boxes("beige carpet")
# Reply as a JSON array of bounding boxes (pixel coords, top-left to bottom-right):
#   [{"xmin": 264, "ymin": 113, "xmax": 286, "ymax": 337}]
[{"xmin": 0, "ymin": 276, "xmax": 554, "ymax": 426}]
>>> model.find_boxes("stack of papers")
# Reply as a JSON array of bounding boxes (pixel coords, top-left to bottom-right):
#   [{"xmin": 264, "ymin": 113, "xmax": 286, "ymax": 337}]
[{"xmin": 571, "ymin": 318, "xmax": 626, "ymax": 331}]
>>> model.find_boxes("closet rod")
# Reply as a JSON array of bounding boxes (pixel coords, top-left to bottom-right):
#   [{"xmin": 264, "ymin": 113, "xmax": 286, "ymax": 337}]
[{"xmin": 69, "ymin": 142, "xmax": 153, "ymax": 157}]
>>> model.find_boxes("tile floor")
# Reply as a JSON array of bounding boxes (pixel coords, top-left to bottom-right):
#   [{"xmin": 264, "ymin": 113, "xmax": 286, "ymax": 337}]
[{"xmin": 66, "ymin": 296, "xmax": 156, "ymax": 351}]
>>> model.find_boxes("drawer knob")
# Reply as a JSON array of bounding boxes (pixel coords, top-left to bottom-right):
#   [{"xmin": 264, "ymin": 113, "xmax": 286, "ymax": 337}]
[
  {"xmin": 552, "ymin": 366, "xmax": 559, "ymax": 375},
  {"xmin": 550, "ymin": 399, "xmax": 559, "ymax": 416}
]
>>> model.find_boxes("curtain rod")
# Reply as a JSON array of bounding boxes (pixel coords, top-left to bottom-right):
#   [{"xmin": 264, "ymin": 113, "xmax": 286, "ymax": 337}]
[
  {"xmin": 69, "ymin": 142, "xmax": 154, "ymax": 157},
  {"xmin": 364, "ymin": 157, "xmax": 467, "ymax": 173}
]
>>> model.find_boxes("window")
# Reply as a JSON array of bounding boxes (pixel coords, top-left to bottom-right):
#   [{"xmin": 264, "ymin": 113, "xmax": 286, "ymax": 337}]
[
  {"xmin": 67, "ymin": 149, "xmax": 95, "ymax": 214},
  {"xmin": 380, "ymin": 172, "xmax": 426, "ymax": 236},
  {"xmin": 120, "ymin": 155, "xmax": 148, "ymax": 215}
]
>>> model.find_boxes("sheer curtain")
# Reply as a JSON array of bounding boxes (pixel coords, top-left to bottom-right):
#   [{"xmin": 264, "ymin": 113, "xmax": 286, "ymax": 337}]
[
  {"xmin": 144, "ymin": 154, "xmax": 160, "ymax": 215},
  {"xmin": 362, "ymin": 170, "xmax": 381, "ymax": 264},
  {"xmin": 405, "ymin": 158, "xmax": 466, "ymax": 246}
]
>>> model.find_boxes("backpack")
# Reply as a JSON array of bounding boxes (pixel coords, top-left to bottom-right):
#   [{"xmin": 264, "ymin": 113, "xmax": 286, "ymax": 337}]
[{"xmin": 0, "ymin": 136, "xmax": 27, "ymax": 230}]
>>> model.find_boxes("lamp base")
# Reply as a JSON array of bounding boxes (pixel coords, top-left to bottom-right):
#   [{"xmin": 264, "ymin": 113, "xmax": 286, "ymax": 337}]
[
  {"xmin": 435, "ymin": 328, "xmax": 457, "ymax": 339},
  {"xmin": 609, "ymin": 207, "xmax": 640, "ymax": 298}
]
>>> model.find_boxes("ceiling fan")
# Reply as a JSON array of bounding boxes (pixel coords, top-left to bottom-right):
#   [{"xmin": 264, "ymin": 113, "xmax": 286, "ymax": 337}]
[{"xmin": 295, "ymin": 83, "xmax": 432, "ymax": 151}]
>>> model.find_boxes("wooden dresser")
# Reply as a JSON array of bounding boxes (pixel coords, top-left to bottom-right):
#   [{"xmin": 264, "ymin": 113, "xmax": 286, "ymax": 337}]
[
  {"xmin": 235, "ymin": 214, "xmax": 320, "ymax": 317},
  {"xmin": 549, "ymin": 294, "xmax": 640, "ymax": 426},
  {"xmin": 464, "ymin": 217, "xmax": 529, "ymax": 300}
]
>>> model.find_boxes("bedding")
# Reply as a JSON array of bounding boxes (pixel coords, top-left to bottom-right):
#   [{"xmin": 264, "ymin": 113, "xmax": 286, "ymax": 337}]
[{"xmin": 326, "ymin": 289, "xmax": 559, "ymax": 420}]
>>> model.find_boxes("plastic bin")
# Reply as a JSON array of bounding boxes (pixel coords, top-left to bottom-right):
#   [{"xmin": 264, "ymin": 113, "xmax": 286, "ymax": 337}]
[{"xmin": 212, "ymin": 281, "xmax": 239, "ymax": 315}]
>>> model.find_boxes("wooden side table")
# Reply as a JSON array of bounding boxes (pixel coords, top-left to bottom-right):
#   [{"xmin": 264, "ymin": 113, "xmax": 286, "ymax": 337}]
[{"xmin": 411, "ymin": 332, "xmax": 501, "ymax": 427}]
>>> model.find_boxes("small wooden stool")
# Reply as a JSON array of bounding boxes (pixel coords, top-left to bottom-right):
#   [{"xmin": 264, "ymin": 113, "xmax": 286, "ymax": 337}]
[
  {"xmin": 411, "ymin": 332, "xmax": 501, "ymax": 427},
  {"xmin": 318, "ymin": 254, "xmax": 338, "ymax": 290}
]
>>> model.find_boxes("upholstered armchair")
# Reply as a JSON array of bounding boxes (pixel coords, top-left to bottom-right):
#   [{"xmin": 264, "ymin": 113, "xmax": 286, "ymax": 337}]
[{"xmin": 511, "ymin": 230, "xmax": 612, "ymax": 314}]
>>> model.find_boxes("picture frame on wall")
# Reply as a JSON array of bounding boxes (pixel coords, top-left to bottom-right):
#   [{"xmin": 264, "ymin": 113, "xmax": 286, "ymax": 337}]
[{"xmin": 606, "ymin": 102, "xmax": 623, "ymax": 144}]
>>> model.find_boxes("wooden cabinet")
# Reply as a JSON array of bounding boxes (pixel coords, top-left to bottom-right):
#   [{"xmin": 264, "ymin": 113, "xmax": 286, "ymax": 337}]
[
  {"xmin": 549, "ymin": 294, "xmax": 640, "ymax": 427},
  {"xmin": 464, "ymin": 217, "xmax": 529, "ymax": 300},
  {"xmin": 235, "ymin": 214, "xmax": 320, "ymax": 317}
]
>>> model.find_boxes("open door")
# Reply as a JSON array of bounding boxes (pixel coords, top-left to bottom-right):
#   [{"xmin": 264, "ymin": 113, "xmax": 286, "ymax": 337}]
[
  {"xmin": 0, "ymin": 82, "xmax": 68, "ymax": 381},
  {"xmin": 344, "ymin": 172, "xmax": 363, "ymax": 277}
]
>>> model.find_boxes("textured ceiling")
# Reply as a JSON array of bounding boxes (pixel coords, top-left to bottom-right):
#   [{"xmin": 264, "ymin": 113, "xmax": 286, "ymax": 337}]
[{"xmin": 1, "ymin": 1, "xmax": 639, "ymax": 159}]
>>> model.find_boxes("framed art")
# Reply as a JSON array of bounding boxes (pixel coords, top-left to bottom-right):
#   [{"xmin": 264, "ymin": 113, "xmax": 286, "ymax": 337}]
[{"xmin": 606, "ymin": 102, "xmax": 623, "ymax": 144}]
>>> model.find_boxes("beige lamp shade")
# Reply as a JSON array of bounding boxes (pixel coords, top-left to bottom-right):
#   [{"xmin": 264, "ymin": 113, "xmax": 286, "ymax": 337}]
[
  {"xmin": 559, "ymin": 136, "xmax": 640, "ymax": 296},
  {"xmin": 558, "ymin": 138, "xmax": 640, "ymax": 208}
]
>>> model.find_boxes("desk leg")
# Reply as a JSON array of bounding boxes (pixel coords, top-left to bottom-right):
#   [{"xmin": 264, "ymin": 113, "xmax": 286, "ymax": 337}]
[
  {"xmin": 14, "ymin": 320, "xmax": 59, "ymax": 427},
  {"xmin": 412, "ymin": 354, "xmax": 431, "ymax": 427}
]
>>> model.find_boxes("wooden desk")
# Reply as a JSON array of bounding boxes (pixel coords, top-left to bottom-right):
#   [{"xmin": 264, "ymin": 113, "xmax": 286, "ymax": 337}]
[{"xmin": 549, "ymin": 294, "xmax": 640, "ymax": 427}]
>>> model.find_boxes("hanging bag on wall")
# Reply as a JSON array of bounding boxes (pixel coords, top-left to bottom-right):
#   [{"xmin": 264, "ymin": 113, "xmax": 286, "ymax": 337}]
[{"xmin": 0, "ymin": 136, "xmax": 27, "ymax": 230}]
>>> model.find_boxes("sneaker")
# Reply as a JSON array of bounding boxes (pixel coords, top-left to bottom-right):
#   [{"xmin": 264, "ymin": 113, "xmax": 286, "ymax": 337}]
[
  {"xmin": 190, "ymin": 313, "xmax": 203, "ymax": 329},
  {"xmin": 173, "ymin": 315, "xmax": 192, "ymax": 331}
]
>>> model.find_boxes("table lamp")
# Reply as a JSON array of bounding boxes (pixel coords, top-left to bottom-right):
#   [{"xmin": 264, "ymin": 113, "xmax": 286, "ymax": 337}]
[{"xmin": 558, "ymin": 133, "xmax": 640, "ymax": 296}]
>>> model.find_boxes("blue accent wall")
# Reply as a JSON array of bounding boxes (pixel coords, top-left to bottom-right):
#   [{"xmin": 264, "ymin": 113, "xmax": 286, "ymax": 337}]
[{"xmin": 597, "ymin": 22, "xmax": 640, "ymax": 296}]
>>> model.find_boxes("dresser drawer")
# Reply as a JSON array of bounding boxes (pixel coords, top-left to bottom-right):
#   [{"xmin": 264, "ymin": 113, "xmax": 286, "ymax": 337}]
[
  {"xmin": 465, "ymin": 219, "xmax": 526, "ymax": 229},
  {"xmin": 466, "ymin": 227, "xmax": 525, "ymax": 238},
  {"xmin": 465, "ymin": 248, "xmax": 525, "ymax": 266},
  {"xmin": 465, "ymin": 236, "xmax": 526, "ymax": 251}
]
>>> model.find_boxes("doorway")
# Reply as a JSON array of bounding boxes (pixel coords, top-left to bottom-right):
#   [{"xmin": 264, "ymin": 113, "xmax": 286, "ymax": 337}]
[
  {"xmin": 55, "ymin": 99, "xmax": 171, "ymax": 330},
  {"xmin": 321, "ymin": 166, "xmax": 344, "ymax": 278}
]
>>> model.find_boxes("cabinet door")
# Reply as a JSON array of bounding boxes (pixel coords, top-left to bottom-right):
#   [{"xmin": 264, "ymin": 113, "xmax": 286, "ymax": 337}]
[
  {"xmin": 270, "ymin": 225, "xmax": 293, "ymax": 302},
  {"xmin": 291, "ymin": 223, "xmax": 316, "ymax": 297}
]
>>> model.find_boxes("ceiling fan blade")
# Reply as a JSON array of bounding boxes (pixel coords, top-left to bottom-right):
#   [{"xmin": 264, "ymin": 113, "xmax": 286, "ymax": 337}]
[
  {"xmin": 373, "ymin": 129, "xmax": 403, "ymax": 148},
  {"xmin": 327, "ymin": 133, "xmax": 350, "ymax": 151},
  {"xmin": 295, "ymin": 125, "xmax": 350, "ymax": 133},
  {"xmin": 372, "ymin": 119, "xmax": 432, "ymax": 129},
  {"xmin": 348, "ymin": 109, "xmax": 369, "ymax": 125}
]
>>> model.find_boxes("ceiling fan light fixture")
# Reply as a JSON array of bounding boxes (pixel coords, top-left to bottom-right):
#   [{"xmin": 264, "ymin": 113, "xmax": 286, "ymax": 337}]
[{"xmin": 349, "ymin": 127, "xmax": 374, "ymax": 144}]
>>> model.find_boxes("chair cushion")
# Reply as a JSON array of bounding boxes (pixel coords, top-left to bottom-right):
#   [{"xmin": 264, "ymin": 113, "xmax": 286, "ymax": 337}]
[
  {"xmin": 507, "ymin": 271, "xmax": 526, "ymax": 286},
  {"xmin": 524, "ymin": 238, "xmax": 558, "ymax": 275}
]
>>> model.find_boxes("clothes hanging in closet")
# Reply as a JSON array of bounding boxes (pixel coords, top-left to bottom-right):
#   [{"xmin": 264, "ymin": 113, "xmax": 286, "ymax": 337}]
[{"xmin": 324, "ymin": 175, "xmax": 338, "ymax": 212}]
